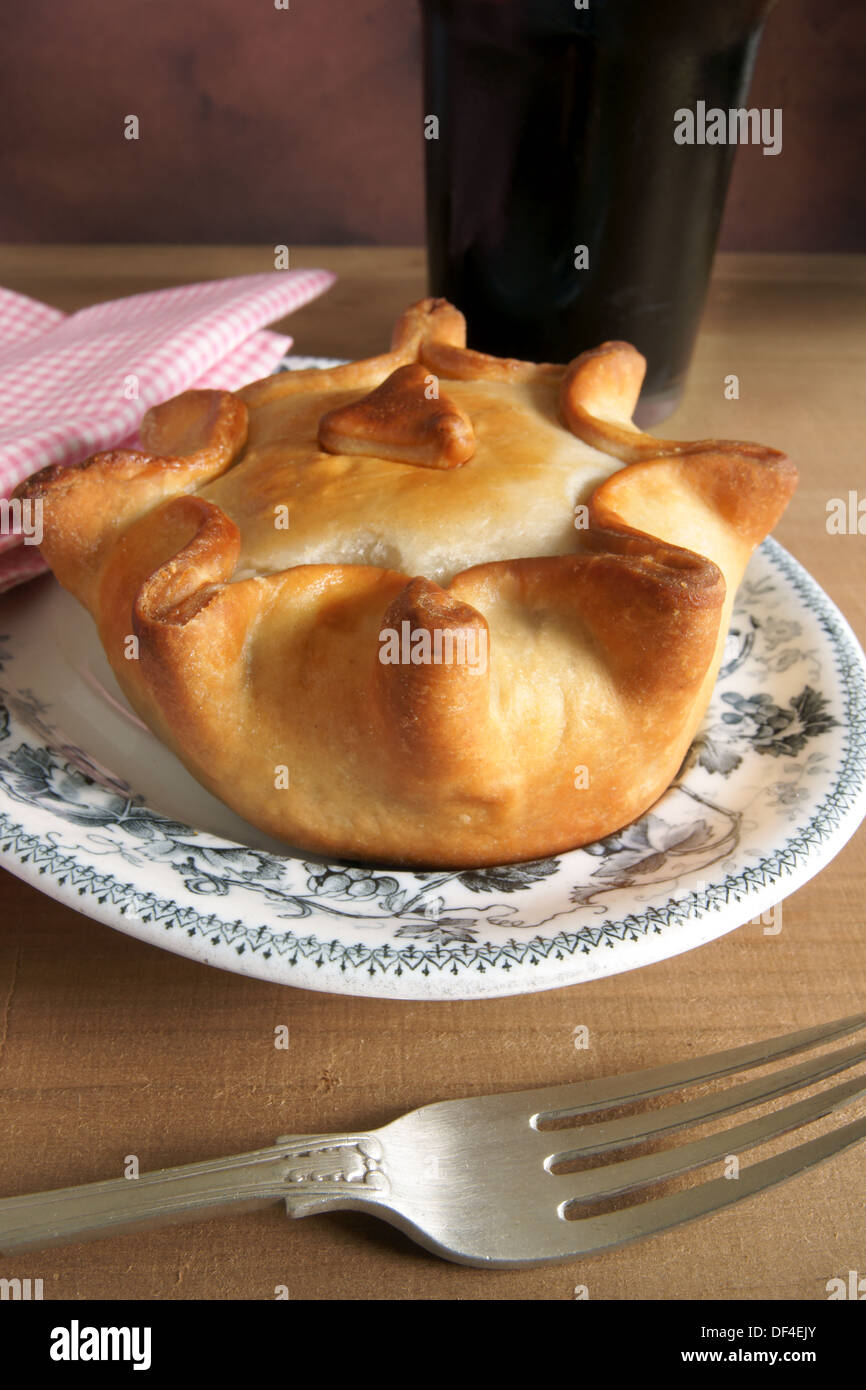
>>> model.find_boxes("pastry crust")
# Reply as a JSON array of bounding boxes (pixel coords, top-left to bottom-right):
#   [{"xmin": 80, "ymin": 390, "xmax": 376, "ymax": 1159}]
[{"xmin": 16, "ymin": 299, "xmax": 796, "ymax": 867}]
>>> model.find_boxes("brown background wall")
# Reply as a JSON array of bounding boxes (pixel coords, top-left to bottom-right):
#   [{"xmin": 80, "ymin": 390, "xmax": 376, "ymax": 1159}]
[{"xmin": 0, "ymin": 0, "xmax": 863, "ymax": 250}]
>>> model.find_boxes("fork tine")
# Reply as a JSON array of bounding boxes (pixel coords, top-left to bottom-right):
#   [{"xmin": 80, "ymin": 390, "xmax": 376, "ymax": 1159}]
[
  {"xmin": 538, "ymin": 1112, "xmax": 866, "ymax": 1261},
  {"xmin": 526, "ymin": 1011, "xmax": 866, "ymax": 1122},
  {"xmin": 552, "ymin": 1072, "xmax": 866, "ymax": 1206},
  {"xmin": 543, "ymin": 1036, "xmax": 866, "ymax": 1155}
]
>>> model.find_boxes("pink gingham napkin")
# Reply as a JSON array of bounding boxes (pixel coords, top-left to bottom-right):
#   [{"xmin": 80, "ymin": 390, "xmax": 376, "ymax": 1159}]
[{"xmin": 0, "ymin": 269, "xmax": 335, "ymax": 592}]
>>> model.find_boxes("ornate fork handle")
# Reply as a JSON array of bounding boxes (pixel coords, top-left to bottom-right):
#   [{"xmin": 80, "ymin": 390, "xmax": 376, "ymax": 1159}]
[{"xmin": 0, "ymin": 1135, "xmax": 389, "ymax": 1253}]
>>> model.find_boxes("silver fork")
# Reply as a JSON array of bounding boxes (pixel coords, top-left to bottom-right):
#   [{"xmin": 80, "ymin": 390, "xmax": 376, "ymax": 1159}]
[{"xmin": 1, "ymin": 1014, "xmax": 865, "ymax": 1267}]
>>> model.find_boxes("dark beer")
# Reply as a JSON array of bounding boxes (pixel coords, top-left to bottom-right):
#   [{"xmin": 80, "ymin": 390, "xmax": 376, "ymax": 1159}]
[{"xmin": 421, "ymin": 0, "xmax": 775, "ymax": 421}]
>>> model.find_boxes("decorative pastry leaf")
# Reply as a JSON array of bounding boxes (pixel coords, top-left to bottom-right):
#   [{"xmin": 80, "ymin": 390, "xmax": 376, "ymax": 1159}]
[{"xmin": 318, "ymin": 363, "xmax": 476, "ymax": 468}]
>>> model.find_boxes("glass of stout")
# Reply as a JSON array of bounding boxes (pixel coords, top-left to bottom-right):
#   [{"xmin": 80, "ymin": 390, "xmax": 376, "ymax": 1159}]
[{"xmin": 420, "ymin": 0, "xmax": 777, "ymax": 423}]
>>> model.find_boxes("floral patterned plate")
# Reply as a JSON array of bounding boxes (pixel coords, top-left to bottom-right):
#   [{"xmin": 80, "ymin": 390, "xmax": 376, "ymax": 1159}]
[{"xmin": 1, "ymin": 512, "xmax": 865, "ymax": 999}]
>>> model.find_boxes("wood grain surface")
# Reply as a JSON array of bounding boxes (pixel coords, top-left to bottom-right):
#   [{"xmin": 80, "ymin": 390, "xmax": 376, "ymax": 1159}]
[{"xmin": 0, "ymin": 246, "xmax": 864, "ymax": 1301}]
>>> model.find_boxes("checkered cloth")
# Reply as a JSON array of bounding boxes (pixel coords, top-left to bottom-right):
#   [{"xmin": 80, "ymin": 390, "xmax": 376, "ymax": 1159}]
[{"xmin": 0, "ymin": 269, "xmax": 335, "ymax": 593}]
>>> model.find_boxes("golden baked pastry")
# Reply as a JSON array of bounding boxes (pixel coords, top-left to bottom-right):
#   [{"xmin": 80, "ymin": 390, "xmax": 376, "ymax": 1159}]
[{"xmin": 16, "ymin": 299, "xmax": 796, "ymax": 867}]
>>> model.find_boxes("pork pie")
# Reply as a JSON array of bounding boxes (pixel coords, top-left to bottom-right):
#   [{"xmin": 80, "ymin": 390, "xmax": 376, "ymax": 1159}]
[{"xmin": 17, "ymin": 299, "xmax": 797, "ymax": 867}]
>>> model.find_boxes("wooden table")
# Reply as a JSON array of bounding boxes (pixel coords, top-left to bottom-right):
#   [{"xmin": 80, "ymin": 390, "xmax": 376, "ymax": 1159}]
[{"xmin": 1, "ymin": 247, "xmax": 864, "ymax": 1301}]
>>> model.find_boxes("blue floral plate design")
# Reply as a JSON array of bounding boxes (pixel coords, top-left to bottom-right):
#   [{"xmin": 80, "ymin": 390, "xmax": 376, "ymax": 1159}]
[{"xmin": 2, "ymin": 444, "xmax": 865, "ymax": 998}]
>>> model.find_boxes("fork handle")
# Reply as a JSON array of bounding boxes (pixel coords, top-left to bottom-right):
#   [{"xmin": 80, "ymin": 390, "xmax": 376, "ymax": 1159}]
[{"xmin": 0, "ymin": 1134, "xmax": 388, "ymax": 1253}]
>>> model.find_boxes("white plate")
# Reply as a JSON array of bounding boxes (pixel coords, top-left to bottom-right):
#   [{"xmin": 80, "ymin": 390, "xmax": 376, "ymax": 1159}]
[{"xmin": 1, "ymin": 369, "xmax": 865, "ymax": 999}]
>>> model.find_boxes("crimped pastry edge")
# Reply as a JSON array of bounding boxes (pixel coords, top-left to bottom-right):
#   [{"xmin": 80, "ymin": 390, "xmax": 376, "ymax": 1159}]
[{"xmin": 14, "ymin": 299, "xmax": 797, "ymax": 866}]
